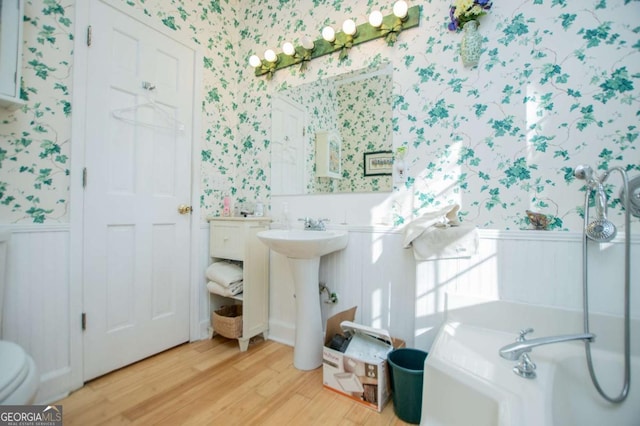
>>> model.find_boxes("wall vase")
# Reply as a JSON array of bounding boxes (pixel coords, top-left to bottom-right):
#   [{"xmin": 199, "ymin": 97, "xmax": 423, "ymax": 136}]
[{"xmin": 460, "ymin": 20, "xmax": 482, "ymax": 68}]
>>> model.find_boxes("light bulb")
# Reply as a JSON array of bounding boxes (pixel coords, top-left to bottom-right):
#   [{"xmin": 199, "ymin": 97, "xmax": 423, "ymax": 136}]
[
  {"xmin": 322, "ymin": 26, "xmax": 336, "ymax": 42},
  {"xmin": 249, "ymin": 55, "xmax": 262, "ymax": 68},
  {"xmin": 282, "ymin": 42, "xmax": 295, "ymax": 56},
  {"xmin": 264, "ymin": 49, "xmax": 277, "ymax": 63},
  {"xmin": 369, "ymin": 10, "xmax": 383, "ymax": 28},
  {"xmin": 301, "ymin": 36, "xmax": 315, "ymax": 50},
  {"xmin": 342, "ymin": 19, "xmax": 357, "ymax": 36},
  {"xmin": 393, "ymin": 1, "xmax": 408, "ymax": 19}
]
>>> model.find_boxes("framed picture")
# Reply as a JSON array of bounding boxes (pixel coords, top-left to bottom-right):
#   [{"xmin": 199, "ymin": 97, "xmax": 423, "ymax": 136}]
[{"xmin": 363, "ymin": 150, "xmax": 393, "ymax": 176}]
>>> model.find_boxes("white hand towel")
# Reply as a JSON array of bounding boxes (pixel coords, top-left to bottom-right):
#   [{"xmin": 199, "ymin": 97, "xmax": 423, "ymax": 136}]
[
  {"xmin": 402, "ymin": 204, "xmax": 461, "ymax": 248},
  {"xmin": 409, "ymin": 223, "xmax": 478, "ymax": 260},
  {"xmin": 205, "ymin": 261, "xmax": 243, "ymax": 287},
  {"xmin": 403, "ymin": 204, "xmax": 478, "ymax": 260}
]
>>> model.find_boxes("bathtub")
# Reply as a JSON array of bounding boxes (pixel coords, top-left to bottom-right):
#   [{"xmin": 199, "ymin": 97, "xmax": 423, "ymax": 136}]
[{"xmin": 420, "ymin": 296, "xmax": 639, "ymax": 426}]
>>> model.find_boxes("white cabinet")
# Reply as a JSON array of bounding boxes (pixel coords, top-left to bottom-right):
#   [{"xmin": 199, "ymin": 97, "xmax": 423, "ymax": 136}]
[
  {"xmin": 0, "ymin": 0, "xmax": 25, "ymax": 109},
  {"xmin": 207, "ymin": 217, "xmax": 270, "ymax": 351},
  {"xmin": 315, "ymin": 130, "xmax": 342, "ymax": 179}
]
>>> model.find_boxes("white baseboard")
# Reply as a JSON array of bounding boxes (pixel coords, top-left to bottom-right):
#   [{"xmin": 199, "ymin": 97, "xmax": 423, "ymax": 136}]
[
  {"xmin": 197, "ymin": 320, "xmax": 211, "ymax": 341},
  {"xmin": 267, "ymin": 320, "xmax": 295, "ymax": 347}
]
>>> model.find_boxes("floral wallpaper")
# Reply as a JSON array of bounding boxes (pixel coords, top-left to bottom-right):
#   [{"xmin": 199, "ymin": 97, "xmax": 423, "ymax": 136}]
[
  {"xmin": 0, "ymin": 0, "xmax": 241, "ymax": 223},
  {"xmin": 336, "ymin": 72, "xmax": 393, "ymax": 193},
  {"xmin": 280, "ymin": 76, "xmax": 338, "ymax": 194},
  {"xmin": 0, "ymin": 0, "xmax": 638, "ymax": 233},
  {"xmin": 0, "ymin": 0, "xmax": 74, "ymax": 223},
  {"xmin": 237, "ymin": 0, "xmax": 640, "ymax": 231}
]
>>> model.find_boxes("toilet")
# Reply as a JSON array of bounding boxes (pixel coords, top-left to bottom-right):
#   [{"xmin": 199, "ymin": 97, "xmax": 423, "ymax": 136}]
[{"xmin": 0, "ymin": 231, "xmax": 39, "ymax": 405}]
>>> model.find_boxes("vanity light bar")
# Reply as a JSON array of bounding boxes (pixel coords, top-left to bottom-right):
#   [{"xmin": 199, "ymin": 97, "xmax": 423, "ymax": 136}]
[{"xmin": 251, "ymin": 4, "xmax": 420, "ymax": 78}]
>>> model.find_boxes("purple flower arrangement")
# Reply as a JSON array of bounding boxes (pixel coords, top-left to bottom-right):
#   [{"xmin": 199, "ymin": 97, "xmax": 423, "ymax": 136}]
[{"xmin": 448, "ymin": 0, "xmax": 493, "ymax": 32}]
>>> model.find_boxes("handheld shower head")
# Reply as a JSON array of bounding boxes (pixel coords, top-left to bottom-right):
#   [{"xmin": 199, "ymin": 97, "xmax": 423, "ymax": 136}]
[
  {"xmin": 575, "ymin": 164, "xmax": 618, "ymax": 241},
  {"xmin": 586, "ymin": 184, "xmax": 617, "ymax": 242}
]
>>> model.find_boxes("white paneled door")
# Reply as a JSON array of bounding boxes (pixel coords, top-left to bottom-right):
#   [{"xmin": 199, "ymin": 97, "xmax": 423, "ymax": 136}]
[
  {"xmin": 82, "ymin": 0, "xmax": 195, "ymax": 380},
  {"xmin": 271, "ymin": 96, "xmax": 306, "ymax": 195}
]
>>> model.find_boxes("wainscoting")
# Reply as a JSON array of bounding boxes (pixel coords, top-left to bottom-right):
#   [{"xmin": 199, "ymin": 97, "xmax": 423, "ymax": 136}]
[
  {"xmin": 3, "ymin": 223, "xmax": 638, "ymax": 403},
  {"xmin": 265, "ymin": 227, "xmax": 639, "ymax": 350},
  {"xmin": 1, "ymin": 224, "xmax": 74, "ymax": 403},
  {"xmin": 1, "ymin": 224, "xmax": 212, "ymax": 404}
]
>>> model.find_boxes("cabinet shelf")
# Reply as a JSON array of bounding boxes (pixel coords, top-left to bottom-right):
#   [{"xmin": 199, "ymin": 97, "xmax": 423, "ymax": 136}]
[{"xmin": 207, "ymin": 217, "xmax": 270, "ymax": 351}]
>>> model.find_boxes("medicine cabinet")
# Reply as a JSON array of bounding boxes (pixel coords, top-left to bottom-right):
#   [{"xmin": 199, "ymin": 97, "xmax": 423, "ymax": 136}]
[
  {"xmin": 315, "ymin": 130, "xmax": 342, "ymax": 179},
  {"xmin": 0, "ymin": 0, "xmax": 25, "ymax": 109}
]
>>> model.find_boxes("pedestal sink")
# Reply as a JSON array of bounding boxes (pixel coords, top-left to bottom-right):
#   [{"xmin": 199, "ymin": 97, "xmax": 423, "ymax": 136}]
[{"xmin": 257, "ymin": 229, "xmax": 348, "ymax": 370}]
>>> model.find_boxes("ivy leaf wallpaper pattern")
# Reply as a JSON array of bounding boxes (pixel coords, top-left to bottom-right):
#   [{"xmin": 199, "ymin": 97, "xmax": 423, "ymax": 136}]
[
  {"xmin": 0, "ymin": 0, "xmax": 638, "ymax": 233},
  {"xmin": 0, "ymin": 0, "xmax": 73, "ymax": 223}
]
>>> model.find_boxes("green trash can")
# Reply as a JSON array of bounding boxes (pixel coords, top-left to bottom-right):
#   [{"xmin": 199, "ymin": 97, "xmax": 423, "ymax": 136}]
[{"xmin": 388, "ymin": 348, "xmax": 428, "ymax": 424}]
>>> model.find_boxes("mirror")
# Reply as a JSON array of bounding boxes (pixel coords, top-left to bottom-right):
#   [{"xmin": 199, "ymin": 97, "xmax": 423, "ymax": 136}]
[{"xmin": 271, "ymin": 63, "xmax": 393, "ymax": 195}]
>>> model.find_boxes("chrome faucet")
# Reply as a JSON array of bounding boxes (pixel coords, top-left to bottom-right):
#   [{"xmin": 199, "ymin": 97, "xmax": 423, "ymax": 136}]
[
  {"xmin": 299, "ymin": 217, "xmax": 328, "ymax": 231},
  {"xmin": 499, "ymin": 328, "xmax": 595, "ymax": 379}
]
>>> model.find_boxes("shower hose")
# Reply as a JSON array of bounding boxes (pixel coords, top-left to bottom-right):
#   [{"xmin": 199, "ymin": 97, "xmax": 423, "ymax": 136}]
[{"xmin": 580, "ymin": 166, "xmax": 631, "ymax": 403}]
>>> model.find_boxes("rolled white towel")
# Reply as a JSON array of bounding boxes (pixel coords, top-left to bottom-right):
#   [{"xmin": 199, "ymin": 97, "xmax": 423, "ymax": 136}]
[
  {"xmin": 206, "ymin": 280, "xmax": 244, "ymax": 297},
  {"xmin": 206, "ymin": 261, "xmax": 243, "ymax": 287},
  {"xmin": 227, "ymin": 280, "xmax": 243, "ymax": 295}
]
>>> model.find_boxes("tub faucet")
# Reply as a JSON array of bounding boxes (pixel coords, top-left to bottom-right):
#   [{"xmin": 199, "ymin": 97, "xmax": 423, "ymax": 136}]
[{"xmin": 499, "ymin": 328, "xmax": 595, "ymax": 379}]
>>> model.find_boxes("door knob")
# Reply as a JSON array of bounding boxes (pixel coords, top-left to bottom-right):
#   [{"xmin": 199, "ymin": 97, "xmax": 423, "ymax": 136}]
[{"xmin": 178, "ymin": 204, "xmax": 192, "ymax": 215}]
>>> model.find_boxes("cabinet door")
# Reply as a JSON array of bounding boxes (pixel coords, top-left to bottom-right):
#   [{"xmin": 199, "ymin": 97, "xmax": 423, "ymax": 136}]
[{"xmin": 242, "ymin": 225, "xmax": 269, "ymax": 337}]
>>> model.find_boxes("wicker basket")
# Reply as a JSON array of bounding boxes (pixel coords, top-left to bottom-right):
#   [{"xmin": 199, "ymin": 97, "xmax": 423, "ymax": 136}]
[{"xmin": 212, "ymin": 305, "xmax": 243, "ymax": 339}]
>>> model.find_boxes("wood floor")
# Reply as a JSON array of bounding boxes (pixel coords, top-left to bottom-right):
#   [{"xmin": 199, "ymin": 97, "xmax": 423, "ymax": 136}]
[{"xmin": 56, "ymin": 336, "xmax": 411, "ymax": 425}]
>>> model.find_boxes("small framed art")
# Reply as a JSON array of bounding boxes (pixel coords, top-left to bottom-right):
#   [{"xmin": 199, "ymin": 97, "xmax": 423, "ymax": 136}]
[{"xmin": 363, "ymin": 150, "xmax": 393, "ymax": 176}]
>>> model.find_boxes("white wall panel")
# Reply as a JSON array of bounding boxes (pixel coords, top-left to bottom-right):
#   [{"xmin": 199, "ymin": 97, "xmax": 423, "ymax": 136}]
[
  {"xmin": 3, "ymin": 223, "xmax": 637, "ymax": 403},
  {"xmin": 1, "ymin": 225, "xmax": 72, "ymax": 404},
  {"xmin": 268, "ymin": 227, "xmax": 639, "ymax": 353}
]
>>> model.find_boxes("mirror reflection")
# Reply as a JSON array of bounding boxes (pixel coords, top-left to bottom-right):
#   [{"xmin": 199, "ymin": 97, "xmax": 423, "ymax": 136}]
[{"xmin": 271, "ymin": 63, "xmax": 393, "ymax": 195}]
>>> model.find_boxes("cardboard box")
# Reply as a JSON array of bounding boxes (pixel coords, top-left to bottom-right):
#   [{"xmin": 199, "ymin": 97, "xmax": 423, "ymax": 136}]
[{"xmin": 322, "ymin": 307, "xmax": 405, "ymax": 412}]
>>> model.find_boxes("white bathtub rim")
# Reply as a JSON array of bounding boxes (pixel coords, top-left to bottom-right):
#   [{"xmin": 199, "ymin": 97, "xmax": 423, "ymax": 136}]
[
  {"xmin": 443, "ymin": 295, "xmax": 639, "ymax": 356},
  {"xmin": 422, "ymin": 317, "xmax": 638, "ymax": 426},
  {"xmin": 423, "ymin": 322, "xmax": 552, "ymax": 426}
]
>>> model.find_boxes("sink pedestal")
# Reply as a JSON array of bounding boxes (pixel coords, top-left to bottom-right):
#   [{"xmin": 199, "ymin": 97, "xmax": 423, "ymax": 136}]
[
  {"xmin": 288, "ymin": 257, "xmax": 323, "ymax": 370},
  {"xmin": 255, "ymin": 229, "xmax": 348, "ymax": 371}
]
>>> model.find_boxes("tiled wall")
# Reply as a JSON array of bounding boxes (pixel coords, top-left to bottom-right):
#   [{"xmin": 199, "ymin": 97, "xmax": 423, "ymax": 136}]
[{"xmin": 1, "ymin": 0, "xmax": 638, "ymax": 233}]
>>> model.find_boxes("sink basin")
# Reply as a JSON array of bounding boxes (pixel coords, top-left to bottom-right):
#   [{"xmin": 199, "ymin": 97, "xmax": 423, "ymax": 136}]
[
  {"xmin": 256, "ymin": 229, "xmax": 348, "ymax": 259},
  {"xmin": 257, "ymin": 228, "xmax": 348, "ymax": 370}
]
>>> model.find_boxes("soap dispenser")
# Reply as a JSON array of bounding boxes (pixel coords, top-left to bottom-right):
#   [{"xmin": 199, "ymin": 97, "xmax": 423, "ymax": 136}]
[{"xmin": 222, "ymin": 194, "xmax": 231, "ymax": 217}]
